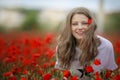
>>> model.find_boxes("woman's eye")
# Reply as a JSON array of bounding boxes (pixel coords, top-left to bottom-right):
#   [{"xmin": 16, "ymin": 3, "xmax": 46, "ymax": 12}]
[
  {"xmin": 81, "ymin": 22, "xmax": 88, "ymax": 25},
  {"xmin": 72, "ymin": 23, "xmax": 78, "ymax": 25}
]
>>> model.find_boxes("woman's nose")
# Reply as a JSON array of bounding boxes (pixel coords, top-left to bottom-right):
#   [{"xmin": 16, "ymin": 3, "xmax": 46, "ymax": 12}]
[{"xmin": 77, "ymin": 23, "xmax": 83, "ymax": 29}]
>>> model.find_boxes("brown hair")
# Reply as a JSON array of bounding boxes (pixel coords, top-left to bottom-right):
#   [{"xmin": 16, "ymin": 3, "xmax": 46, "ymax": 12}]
[{"xmin": 57, "ymin": 7, "xmax": 100, "ymax": 69}]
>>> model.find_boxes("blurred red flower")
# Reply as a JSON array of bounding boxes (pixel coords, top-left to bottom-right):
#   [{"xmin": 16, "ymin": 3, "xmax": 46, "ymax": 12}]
[
  {"xmin": 45, "ymin": 34, "xmax": 54, "ymax": 43},
  {"xmin": 4, "ymin": 56, "xmax": 17, "ymax": 63},
  {"xmin": 32, "ymin": 53, "xmax": 40, "ymax": 58},
  {"xmin": 22, "ymin": 70, "xmax": 28, "ymax": 75},
  {"xmin": 70, "ymin": 76, "xmax": 78, "ymax": 80},
  {"xmin": 22, "ymin": 59, "xmax": 32, "ymax": 66},
  {"xmin": 114, "ymin": 40, "xmax": 120, "ymax": 54},
  {"xmin": 63, "ymin": 70, "xmax": 71, "ymax": 78},
  {"xmin": 93, "ymin": 58, "xmax": 101, "ymax": 66},
  {"xmin": 105, "ymin": 70, "xmax": 112, "ymax": 79},
  {"xmin": 49, "ymin": 61, "xmax": 56, "ymax": 67},
  {"xmin": 38, "ymin": 69, "xmax": 44, "ymax": 75},
  {"xmin": 8, "ymin": 76, "xmax": 17, "ymax": 80},
  {"xmin": 42, "ymin": 63, "xmax": 49, "ymax": 69},
  {"xmin": 116, "ymin": 57, "xmax": 120, "ymax": 64},
  {"xmin": 95, "ymin": 76, "xmax": 102, "ymax": 80},
  {"xmin": 88, "ymin": 18, "xmax": 92, "ymax": 25},
  {"xmin": 11, "ymin": 67, "xmax": 21, "ymax": 74},
  {"xmin": 20, "ymin": 77, "xmax": 27, "ymax": 80},
  {"xmin": 43, "ymin": 73, "xmax": 52, "ymax": 80},
  {"xmin": 113, "ymin": 74, "xmax": 120, "ymax": 80},
  {"xmin": 85, "ymin": 65, "xmax": 94, "ymax": 73},
  {"xmin": 2, "ymin": 71, "xmax": 12, "ymax": 77},
  {"xmin": 46, "ymin": 49, "xmax": 55, "ymax": 59}
]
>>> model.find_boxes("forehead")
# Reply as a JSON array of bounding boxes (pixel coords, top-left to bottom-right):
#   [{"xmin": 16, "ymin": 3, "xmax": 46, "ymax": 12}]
[{"xmin": 72, "ymin": 14, "xmax": 88, "ymax": 21}]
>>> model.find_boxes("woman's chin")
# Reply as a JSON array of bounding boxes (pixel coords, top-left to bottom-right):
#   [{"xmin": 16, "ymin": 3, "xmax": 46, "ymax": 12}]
[{"xmin": 76, "ymin": 36, "xmax": 83, "ymax": 40}]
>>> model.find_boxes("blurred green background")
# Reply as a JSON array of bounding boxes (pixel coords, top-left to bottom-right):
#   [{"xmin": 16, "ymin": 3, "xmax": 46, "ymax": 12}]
[{"xmin": 0, "ymin": 0, "xmax": 120, "ymax": 35}]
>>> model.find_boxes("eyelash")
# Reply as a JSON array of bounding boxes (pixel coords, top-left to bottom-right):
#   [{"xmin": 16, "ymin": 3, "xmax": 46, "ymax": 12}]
[{"xmin": 72, "ymin": 22, "xmax": 88, "ymax": 25}]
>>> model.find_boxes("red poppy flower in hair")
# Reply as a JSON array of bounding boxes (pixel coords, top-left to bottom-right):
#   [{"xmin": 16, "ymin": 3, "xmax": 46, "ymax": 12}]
[{"xmin": 88, "ymin": 18, "xmax": 92, "ymax": 25}]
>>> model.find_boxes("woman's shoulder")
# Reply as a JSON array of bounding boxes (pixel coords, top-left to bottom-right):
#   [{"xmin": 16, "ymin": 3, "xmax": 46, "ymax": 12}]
[{"xmin": 97, "ymin": 35, "xmax": 113, "ymax": 49}]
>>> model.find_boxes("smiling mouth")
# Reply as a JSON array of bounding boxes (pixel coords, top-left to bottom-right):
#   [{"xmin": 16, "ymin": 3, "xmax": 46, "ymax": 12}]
[{"xmin": 76, "ymin": 32, "xmax": 84, "ymax": 36}]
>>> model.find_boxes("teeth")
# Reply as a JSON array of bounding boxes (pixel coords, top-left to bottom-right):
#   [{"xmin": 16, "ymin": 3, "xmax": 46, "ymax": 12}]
[
  {"xmin": 77, "ymin": 32, "xmax": 83, "ymax": 35},
  {"xmin": 77, "ymin": 32, "xmax": 83, "ymax": 34}
]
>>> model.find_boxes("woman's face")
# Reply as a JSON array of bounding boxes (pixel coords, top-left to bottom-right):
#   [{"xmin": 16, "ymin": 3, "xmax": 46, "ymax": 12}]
[{"xmin": 71, "ymin": 14, "xmax": 89, "ymax": 41}]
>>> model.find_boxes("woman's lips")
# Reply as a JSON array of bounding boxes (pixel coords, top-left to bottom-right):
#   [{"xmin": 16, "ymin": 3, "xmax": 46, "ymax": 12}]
[{"xmin": 76, "ymin": 32, "xmax": 84, "ymax": 36}]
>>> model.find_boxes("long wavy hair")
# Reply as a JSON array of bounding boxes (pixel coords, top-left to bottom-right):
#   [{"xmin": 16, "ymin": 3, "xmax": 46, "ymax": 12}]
[{"xmin": 57, "ymin": 7, "xmax": 100, "ymax": 69}]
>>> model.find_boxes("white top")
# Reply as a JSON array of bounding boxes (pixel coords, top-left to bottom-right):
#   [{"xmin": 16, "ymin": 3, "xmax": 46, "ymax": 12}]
[{"xmin": 55, "ymin": 35, "xmax": 118, "ymax": 79}]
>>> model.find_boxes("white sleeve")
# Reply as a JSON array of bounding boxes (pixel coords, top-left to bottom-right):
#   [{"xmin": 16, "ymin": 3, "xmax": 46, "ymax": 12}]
[{"xmin": 102, "ymin": 44, "xmax": 118, "ymax": 71}]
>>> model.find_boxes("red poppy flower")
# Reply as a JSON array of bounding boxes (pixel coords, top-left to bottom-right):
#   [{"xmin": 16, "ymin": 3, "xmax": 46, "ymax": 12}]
[
  {"xmin": 8, "ymin": 76, "xmax": 17, "ymax": 80},
  {"xmin": 38, "ymin": 69, "xmax": 44, "ymax": 75},
  {"xmin": 11, "ymin": 67, "xmax": 21, "ymax": 74},
  {"xmin": 88, "ymin": 18, "xmax": 92, "ymax": 25},
  {"xmin": 49, "ymin": 61, "xmax": 56, "ymax": 67},
  {"xmin": 105, "ymin": 70, "xmax": 112, "ymax": 78},
  {"xmin": 95, "ymin": 76, "xmax": 102, "ymax": 80},
  {"xmin": 32, "ymin": 53, "xmax": 40, "ymax": 58},
  {"xmin": 45, "ymin": 34, "xmax": 54, "ymax": 43},
  {"xmin": 85, "ymin": 65, "xmax": 94, "ymax": 73},
  {"xmin": 46, "ymin": 49, "xmax": 55, "ymax": 59},
  {"xmin": 94, "ymin": 71, "xmax": 99, "ymax": 77},
  {"xmin": 113, "ymin": 74, "xmax": 120, "ymax": 80},
  {"xmin": 94, "ymin": 72, "xmax": 102, "ymax": 80},
  {"xmin": 93, "ymin": 59, "xmax": 101, "ymax": 66},
  {"xmin": 31, "ymin": 60, "xmax": 37, "ymax": 66},
  {"xmin": 22, "ymin": 59, "xmax": 32, "ymax": 66},
  {"xmin": 20, "ymin": 77, "xmax": 27, "ymax": 80},
  {"xmin": 22, "ymin": 70, "xmax": 28, "ymax": 75},
  {"xmin": 42, "ymin": 63, "xmax": 49, "ymax": 69},
  {"xmin": 2, "ymin": 71, "xmax": 12, "ymax": 77},
  {"xmin": 70, "ymin": 76, "xmax": 78, "ymax": 80},
  {"xmin": 43, "ymin": 73, "xmax": 52, "ymax": 80},
  {"xmin": 114, "ymin": 40, "xmax": 120, "ymax": 54},
  {"xmin": 63, "ymin": 70, "xmax": 71, "ymax": 78},
  {"xmin": 31, "ymin": 39, "xmax": 41, "ymax": 48},
  {"xmin": 116, "ymin": 57, "xmax": 120, "ymax": 64}
]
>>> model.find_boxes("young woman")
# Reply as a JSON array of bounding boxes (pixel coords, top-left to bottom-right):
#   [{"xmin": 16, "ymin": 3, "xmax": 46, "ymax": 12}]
[{"xmin": 55, "ymin": 7, "xmax": 118, "ymax": 79}]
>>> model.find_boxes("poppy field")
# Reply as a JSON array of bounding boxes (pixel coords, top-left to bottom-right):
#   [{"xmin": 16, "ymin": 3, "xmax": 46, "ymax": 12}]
[{"xmin": 0, "ymin": 32, "xmax": 120, "ymax": 80}]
